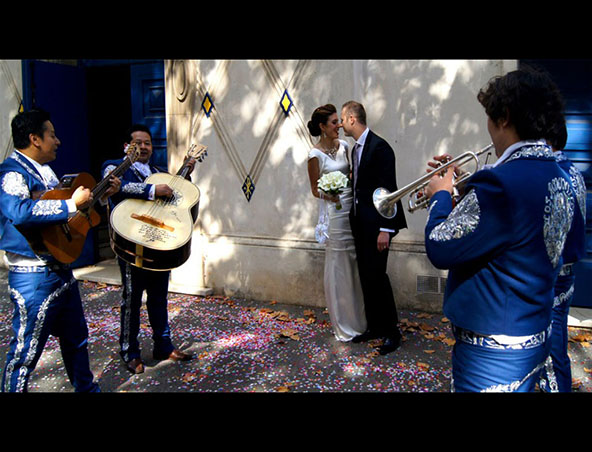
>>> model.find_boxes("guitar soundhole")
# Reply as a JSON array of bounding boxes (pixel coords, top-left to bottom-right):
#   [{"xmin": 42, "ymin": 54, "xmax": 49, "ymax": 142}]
[{"xmin": 167, "ymin": 190, "xmax": 184, "ymax": 207}]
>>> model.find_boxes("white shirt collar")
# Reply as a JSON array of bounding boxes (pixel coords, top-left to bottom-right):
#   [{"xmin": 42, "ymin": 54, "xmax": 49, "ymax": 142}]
[
  {"xmin": 486, "ymin": 139, "xmax": 548, "ymax": 169},
  {"xmin": 132, "ymin": 161, "xmax": 153, "ymax": 178},
  {"xmin": 14, "ymin": 149, "xmax": 59, "ymax": 188},
  {"xmin": 356, "ymin": 127, "xmax": 370, "ymax": 147}
]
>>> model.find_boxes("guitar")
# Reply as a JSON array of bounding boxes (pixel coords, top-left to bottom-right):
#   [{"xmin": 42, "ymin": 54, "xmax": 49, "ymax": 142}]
[
  {"xmin": 32, "ymin": 143, "xmax": 141, "ymax": 264},
  {"xmin": 109, "ymin": 143, "xmax": 207, "ymax": 271}
]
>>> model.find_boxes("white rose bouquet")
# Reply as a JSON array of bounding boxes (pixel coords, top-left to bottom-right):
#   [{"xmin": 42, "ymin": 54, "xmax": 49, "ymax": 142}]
[{"xmin": 317, "ymin": 171, "xmax": 349, "ymax": 210}]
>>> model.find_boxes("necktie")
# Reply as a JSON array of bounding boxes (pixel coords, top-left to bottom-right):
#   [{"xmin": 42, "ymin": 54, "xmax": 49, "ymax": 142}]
[{"xmin": 352, "ymin": 143, "xmax": 360, "ymax": 215}]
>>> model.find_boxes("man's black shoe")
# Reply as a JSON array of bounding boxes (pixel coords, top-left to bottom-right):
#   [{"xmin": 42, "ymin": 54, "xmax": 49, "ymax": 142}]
[
  {"xmin": 351, "ymin": 330, "xmax": 380, "ymax": 343},
  {"xmin": 378, "ymin": 335, "xmax": 401, "ymax": 355}
]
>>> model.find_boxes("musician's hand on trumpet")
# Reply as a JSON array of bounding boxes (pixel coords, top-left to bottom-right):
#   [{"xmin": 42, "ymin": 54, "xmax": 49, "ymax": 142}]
[
  {"xmin": 425, "ymin": 163, "xmax": 455, "ymax": 199},
  {"xmin": 423, "ymin": 154, "xmax": 465, "ymax": 201}
]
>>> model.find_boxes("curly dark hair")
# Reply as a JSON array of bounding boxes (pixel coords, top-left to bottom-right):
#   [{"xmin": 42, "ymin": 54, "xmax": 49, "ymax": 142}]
[
  {"xmin": 477, "ymin": 66, "xmax": 565, "ymax": 142},
  {"xmin": 307, "ymin": 104, "xmax": 337, "ymax": 137},
  {"xmin": 546, "ymin": 116, "xmax": 568, "ymax": 150}
]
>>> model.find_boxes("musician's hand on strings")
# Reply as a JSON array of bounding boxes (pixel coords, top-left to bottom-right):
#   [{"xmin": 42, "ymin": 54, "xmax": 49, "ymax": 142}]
[
  {"xmin": 185, "ymin": 157, "xmax": 196, "ymax": 174},
  {"xmin": 102, "ymin": 176, "xmax": 121, "ymax": 200},
  {"xmin": 155, "ymin": 184, "xmax": 174, "ymax": 198},
  {"xmin": 72, "ymin": 186, "xmax": 93, "ymax": 210}
]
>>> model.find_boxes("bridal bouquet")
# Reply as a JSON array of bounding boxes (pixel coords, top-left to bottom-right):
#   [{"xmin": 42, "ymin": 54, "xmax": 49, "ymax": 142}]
[{"xmin": 318, "ymin": 171, "xmax": 349, "ymax": 210}]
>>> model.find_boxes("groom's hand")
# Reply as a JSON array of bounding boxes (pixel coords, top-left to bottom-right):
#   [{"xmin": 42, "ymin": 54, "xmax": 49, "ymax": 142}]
[{"xmin": 377, "ymin": 231, "xmax": 390, "ymax": 252}]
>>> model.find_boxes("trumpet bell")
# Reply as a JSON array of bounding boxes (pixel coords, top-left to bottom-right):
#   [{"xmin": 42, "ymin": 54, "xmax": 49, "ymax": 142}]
[{"xmin": 372, "ymin": 187, "xmax": 398, "ymax": 219}]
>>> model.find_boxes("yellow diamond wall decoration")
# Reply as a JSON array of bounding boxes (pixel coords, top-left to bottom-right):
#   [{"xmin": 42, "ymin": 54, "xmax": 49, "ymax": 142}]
[{"xmin": 279, "ymin": 89, "xmax": 293, "ymax": 115}]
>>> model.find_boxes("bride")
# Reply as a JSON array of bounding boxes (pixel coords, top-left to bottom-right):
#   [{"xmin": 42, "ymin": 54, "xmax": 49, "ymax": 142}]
[{"xmin": 307, "ymin": 104, "xmax": 367, "ymax": 342}]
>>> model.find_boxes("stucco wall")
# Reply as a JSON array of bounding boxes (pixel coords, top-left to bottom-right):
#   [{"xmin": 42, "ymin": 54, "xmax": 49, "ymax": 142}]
[{"xmin": 164, "ymin": 59, "xmax": 517, "ymax": 312}]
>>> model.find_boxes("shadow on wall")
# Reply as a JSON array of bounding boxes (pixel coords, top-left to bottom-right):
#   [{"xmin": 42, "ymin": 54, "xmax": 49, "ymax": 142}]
[{"xmin": 165, "ymin": 60, "xmax": 498, "ymax": 300}]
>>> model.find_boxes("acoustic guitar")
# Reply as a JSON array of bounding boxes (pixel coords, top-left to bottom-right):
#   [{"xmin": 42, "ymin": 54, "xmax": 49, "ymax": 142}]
[
  {"xmin": 109, "ymin": 143, "xmax": 207, "ymax": 271},
  {"xmin": 33, "ymin": 143, "xmax": 141, "ymax": 264}
]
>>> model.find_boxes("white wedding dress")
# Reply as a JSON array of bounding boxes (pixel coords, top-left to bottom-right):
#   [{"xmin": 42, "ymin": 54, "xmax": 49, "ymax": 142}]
[{"xmin": 309, "ymin": 140, "xmax": 367, "ymax": 341}]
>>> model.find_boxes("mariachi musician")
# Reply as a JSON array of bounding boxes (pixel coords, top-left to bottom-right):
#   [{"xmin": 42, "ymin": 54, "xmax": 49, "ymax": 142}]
[
  {"xmin": 101, "ymin": 124, "xmax": 194, "ymax": 375},
  {"xmin": 424, "ymin": 67, "xmax": 575, "ymax": 392},
  {"xmin": 539, "ymin": 120, "xmax": 587, "ymax": 392},
  {"xmin": 0, "ymin": 109, "xmax": 120, "ymax": 392}
]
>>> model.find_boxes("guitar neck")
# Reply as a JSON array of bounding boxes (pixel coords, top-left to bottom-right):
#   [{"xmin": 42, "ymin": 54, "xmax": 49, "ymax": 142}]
[
  {"xmin": 176, "ymin": 159, "xmax": 194, "ymax": 178},
  {"xmin": 93, "ymin": 157, "xmax": 134, "ymax": 201}
]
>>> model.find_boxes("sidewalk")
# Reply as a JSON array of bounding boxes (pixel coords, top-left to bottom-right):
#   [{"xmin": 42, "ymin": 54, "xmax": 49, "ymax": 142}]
[{"xmin": 0, "ymin": 264, "xmax": 591, "ymax": 393}]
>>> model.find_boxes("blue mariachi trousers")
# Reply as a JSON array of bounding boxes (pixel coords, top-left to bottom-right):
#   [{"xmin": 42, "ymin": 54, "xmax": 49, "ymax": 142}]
[
  {"xmin": 118, "ymin": 260, "xmax": 174, "ymax": 362},
  {"xmin": 1, "ymin": 267, "xmax": 99, "ymax": 392},
  {"xmin": 451, "ymin": 325, "xmax": 551, "ymax": 392},
  {"xmin": 540, "ymin": 270, "xmax": 575, "ymax": 392}
]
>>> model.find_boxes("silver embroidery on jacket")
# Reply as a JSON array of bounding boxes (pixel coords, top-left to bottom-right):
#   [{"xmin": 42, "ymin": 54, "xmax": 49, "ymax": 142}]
[
  {"xmin": 544, "ymin": 177, "xmax": 574, "ymax": 268},
  {"xmin": 506, "ymin": 145, "xmax": 555, "ymax": 163},
  {"xmin": 1, "ymin": 172, "xmax": 30, "ymax": 200},
  {"xmin": 32, "ymin": 200, "xmax": 63, "ymax": 216},
  {"xmin": 102, "ymin": 165, "xmax": 117, "ymax": 179},
  {"xmin": 568, "ymin": 165, "xmax": 587, "ymax": 219},
  {"xmin": 429, "ymin": 190, "xmax": 480, "ymax": 242},
  {"xmin": 122, "ymin": 182, "xmax": 147, "ymax": 194}
]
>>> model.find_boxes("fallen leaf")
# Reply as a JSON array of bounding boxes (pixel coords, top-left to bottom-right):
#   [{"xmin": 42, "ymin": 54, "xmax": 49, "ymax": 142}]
[
  {"xmin": 441, "ymin": 317, "xmax": 450, "ymax": 323},
  {"xmin": 423, "ymin": 350, "xmax": 436, "ymax": 354},
  {"xmin": 280, "ymin": 328, "xmax": 300, "ymax": 340},
  {"xmin": 417, "ymin": 362, "xmax": 430, "ymax": 370},
  {"xmin": 420, "ymin": 323, "xmax": 435, "ymax": 331},
  {"xmin": 417, "ymin": 313, "xmax": 432, "ymax": 319},
  {"xmin": 182, "ymin": 372, "xmax": 198, "ymax": 383}
]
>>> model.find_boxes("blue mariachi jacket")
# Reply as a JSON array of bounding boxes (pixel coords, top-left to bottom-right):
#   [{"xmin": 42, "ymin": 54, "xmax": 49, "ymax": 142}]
[
  {"xmin": 101, "ymin": 159, "xmax": 163, "ymax": 209},
  {"xmin": 0, "ymin": 151, "xmax": 71, "ymax": 259},
  {"xmin": 425, "ymin": 144, "xmax": 576, "ymax": 337},
  {"xmin": 555, "ymin": 151, "xmax": 586, "ymax": 266}
]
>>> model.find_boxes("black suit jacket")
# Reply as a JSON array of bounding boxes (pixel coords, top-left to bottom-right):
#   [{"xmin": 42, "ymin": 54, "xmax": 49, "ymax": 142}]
[{"xmin": 350, "ymin": 130, "xmax": 407, "ymax": 233}]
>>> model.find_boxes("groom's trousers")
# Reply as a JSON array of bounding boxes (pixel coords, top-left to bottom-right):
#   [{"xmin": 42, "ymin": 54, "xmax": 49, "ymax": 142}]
[{"xmin": 350, "ymin": 213, "xmax": 400, "ymax": 338}]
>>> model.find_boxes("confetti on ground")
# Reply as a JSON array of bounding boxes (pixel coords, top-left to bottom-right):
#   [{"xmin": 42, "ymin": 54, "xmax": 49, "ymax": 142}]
[{"xmin": 0, "ymin": 273, "xmax": 591, "ymax": 393}]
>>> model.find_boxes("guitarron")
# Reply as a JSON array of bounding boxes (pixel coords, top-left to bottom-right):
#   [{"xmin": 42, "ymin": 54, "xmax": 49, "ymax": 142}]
[
  {"xmin": 109, "ymin": 143, "xmax": 207, "ymax": 271},
  {"xmin": 34, "ymin": 143, "xmax": 141, "ymax": 264}
]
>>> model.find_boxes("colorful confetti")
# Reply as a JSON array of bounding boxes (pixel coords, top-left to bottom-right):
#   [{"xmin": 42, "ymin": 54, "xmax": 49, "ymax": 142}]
[{"xmin": 0, "ymin": 272, "xmax": 591, "ymax": 393}]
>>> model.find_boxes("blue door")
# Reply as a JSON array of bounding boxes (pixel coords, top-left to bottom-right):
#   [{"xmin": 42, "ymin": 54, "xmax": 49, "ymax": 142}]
[
  {"xmin": 130, "ymin": 61, "xmax": 168, "ymax": 170},
  {"xmin": 22, "ymin": 60, "xmax": 96, "ymax": 267},
  {"xmin": 522, "ymin": 60, "xmax": 592, "ymax": 307}
]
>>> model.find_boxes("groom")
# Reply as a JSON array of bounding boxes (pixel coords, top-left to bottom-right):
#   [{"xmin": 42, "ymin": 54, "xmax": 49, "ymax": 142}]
[{"xmin": 341, "ymin": 101, "xmax": 407, "ymax": 355}]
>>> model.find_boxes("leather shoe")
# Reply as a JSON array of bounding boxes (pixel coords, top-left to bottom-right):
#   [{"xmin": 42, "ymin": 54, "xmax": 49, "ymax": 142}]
[
  {"xmin": 154, "ymin": 349, "xmax": 193, "ymax": 361},
  {"xmin": 378, "ymin": 335, "xmax": 401, "ymax": 355},
  {"xmin": 126, "ymin": 358, "xmax": 145, "ymax": 374},
  {"xmin": 351, "ymin": 330, "xmax": 380, "ymax": 343}
]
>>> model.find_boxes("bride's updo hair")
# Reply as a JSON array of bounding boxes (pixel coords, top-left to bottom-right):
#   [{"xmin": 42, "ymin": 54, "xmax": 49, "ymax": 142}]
[{"xmin": 307, "ymin": 104, "xmax": 337, "ymax": 137}]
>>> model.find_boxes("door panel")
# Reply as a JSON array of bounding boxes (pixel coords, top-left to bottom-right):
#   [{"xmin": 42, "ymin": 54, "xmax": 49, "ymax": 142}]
[
  {"xmin": 130, "ymin": 62, "xmax": 167, "ymax": 170},
  {"xmin": 25, "ymin": 60, "xmax": 96, "ymax": 267}
]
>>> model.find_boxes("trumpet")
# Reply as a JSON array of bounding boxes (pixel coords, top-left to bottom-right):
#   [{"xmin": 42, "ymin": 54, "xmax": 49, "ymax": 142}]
[{"xmin": 373, "ymin": 143, "xmax": 494, "ymax": 218}]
